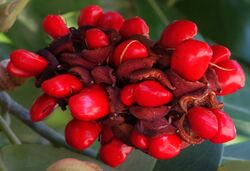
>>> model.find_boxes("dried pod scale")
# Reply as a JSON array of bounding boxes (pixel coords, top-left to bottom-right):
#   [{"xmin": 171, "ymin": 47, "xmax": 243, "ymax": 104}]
[{"xmin": 7, "ymin": 5, "xmax": 246, "ymax": 168}]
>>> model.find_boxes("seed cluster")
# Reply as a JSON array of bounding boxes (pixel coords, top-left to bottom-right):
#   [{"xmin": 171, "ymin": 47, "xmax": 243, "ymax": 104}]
[{"xmin": 7, "ymin": 5, "xmax": 246, "ymax": 167}]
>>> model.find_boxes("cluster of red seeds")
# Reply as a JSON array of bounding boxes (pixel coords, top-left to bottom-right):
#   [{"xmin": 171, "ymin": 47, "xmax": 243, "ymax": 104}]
[{"xmin": 7, "ymin": 5, "xmax": 246, "ymax": 167}]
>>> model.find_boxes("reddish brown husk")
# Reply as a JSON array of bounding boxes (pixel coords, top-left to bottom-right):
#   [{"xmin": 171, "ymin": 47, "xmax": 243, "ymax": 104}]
[{"xmin": 34, "ymin": 25, "xmax": 224, "ymax": 147}]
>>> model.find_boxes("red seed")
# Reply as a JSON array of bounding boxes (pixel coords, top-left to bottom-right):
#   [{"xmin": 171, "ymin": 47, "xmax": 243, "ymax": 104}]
[
  {"xmin": 187, "ymin": 107, "xmax": 218, "ymax": 139},
  {"xmin": 78, "ymin": 5, "xmax": 103, "ymax": 27},
  {"xmin": 97, "ymin": 11, "xmax": 125, "ymax": 31},
  {"xmin": 120, "ymin": 17, "xmax": 149, "ymax": 38},
  {"xmin": 42, "ymin": 15, "xmax": 70, "ymax": 39},
  {"xmin": 120, "ymin": 84, "xmax": 136, "ymax": 106},
  {"xmin": 30, "ymin": 94, "xmax": 57, "ymax": 122},
  {"xmin": 41, "ymin": 74, "xmax": 83, "ymax": 98},
  {"xmin": 134, "ymin": 80, "xmax": 173, "ymax": 107},
  {"xmin": 100, "ymin": 138, "xmax": 133, "ymax": 167},
  {"xmin": 7, "ymin": 62, "xmax": 34, "ymax": 77},
  {"xmin": 85, "ymin": 28, "xmax": 109, "ymax": 49},
  {"xmin": 68, "ymin": 85, "xmax": 110, "ymax": 121},
  {"xmin": 65, "ymin": 119, "xmax": 102, "ymax": 150},
  {"xmin": 159, "ymin": 20, "xmax": 197, "ymax": 48},
  {"xmin": 148, "ymin": 134, "xmax": 181, "ymax": 159},
  {"xmin": 10, "ymin": 49, "xmax": 48, "ymax": 75},
  {"xmin": 130, "ymin": 130, "xmax": 148, "ymax": 150},
  {"xmin": 171, "ymin": 39, "xmax": 213, "ymax": 81},
  {"xmin": 213, "ymin": 60, "xmax": 245, "ymax": 96},
  {"xmin": 100, "ymin": 126, "xmax": 114, "ymax": 145},
  {"xmin": 210, "ymin": 109, "xmax": 236, "ymax": 143},
  {"xmin": 211, "ymin": 45, "xmax": 231, "ymax": 64},
  {"xmin": 112, "ymin": 40, "xmax": 148, "ymax": 66}
]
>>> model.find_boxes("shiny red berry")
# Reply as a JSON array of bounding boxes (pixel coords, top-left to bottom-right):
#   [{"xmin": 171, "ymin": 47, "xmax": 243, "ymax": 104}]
[
  {"xmin": 112, "ymin": 40, "xmax": 148, "ymax": 66},
  {"xmin": 159, "ymin": 20, "xmax": 197, "ymax": 48},
  {"xmin": 78, "ymin": 5, "xmax": 103, "ymax": 27},
  {"xmin": 134, "ymin": 80, "xmax": 173, "ymax": 107},
  {"xmin": 120, "ymin": 84, "xmax": 136, "ymax": 106},
  {"xmin": 130, "ymin": 130, "xmax": 148, "ymax": 150},
  {"xmin": 148, "ymin": 134, "xmax": 181, "ymax": 159},
  {"xmin": 85, "ymin": 28, "xmax": 109, "ymax": 49},
  {"xmin": 41, "ymin": 74, "xmax": 83, "ymax": 98},
  {"xmin": 65, "ymin": 119, "xmax": 102, "ymax": 150},
  {"xmin": 42, "ymin": 15, "xmax": 70, "ymax": 39},
  {"xmin": 210, "ymin": 109, "xmax": 236, "ymax": 143},
  {"xmin": 213, "ymin": 60, "xmax": 245, "ymax": 96},
  {"xmin": 69, "ymin": 85, "xmax": 110, "ymax": 121},
  {"xmin": 171, "ymin": 39, "xmax": 213, "ymax": 81},
  {"xmin": 100, "ymin": 138, "xmax": 133, "ymax": 167},
  {"xmin": 210, "ymin": 45, "xmax": 231, "ymax": 64},
  {"xmin": 187, "ymin": 107, "xmax": 218, "ymax": 139},
  {"xmin": 30, "ymin": 94, "xmax": 57, "ymax": 122},
  {"xmin": 100, "ymin": 126, "xmax": 114, "ymax": 145},
  {"xmin": 10, "ymin": 49, "xmax": 48, "ymax": 75},
  {"xmin": 120, "ymin": 17, "xmax": 149, "ymax": 38},
  {"xmin": 97, "ymin": 11, "xmax": 125, "ymax": 31},
  {"xmin": 7, "ymin": 62, "xmax": 34, "ymax": 77}
]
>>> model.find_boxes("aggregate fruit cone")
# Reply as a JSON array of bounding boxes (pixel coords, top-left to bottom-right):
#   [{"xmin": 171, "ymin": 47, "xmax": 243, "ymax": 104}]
[{"xmin": 7, "ymin": 4, "xmax": 246, "ymax": 168}]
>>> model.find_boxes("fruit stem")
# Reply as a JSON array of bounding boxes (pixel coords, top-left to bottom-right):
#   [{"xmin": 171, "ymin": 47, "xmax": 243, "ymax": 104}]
[
  {"xmin": 0, "ymin": 91, "xmax": 97, "ymax": 158},
  {"xmin": 0, "ymin": 157, "xmax": 7, "ymax": 171},
  {"xmin": 119, "ymin": 40, "xmax": 138, "ymax": 64},
  {"xmin": 0, "ymin": 115, "xmax": 21, "ymax": 145},
  {"xmin": 146, "ymin": 0, "xmax": 169, "ymax": 25}
]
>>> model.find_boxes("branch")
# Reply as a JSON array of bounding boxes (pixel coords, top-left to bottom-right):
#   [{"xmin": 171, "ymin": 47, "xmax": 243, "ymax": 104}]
[
  {"xmin": 0, "ymin": 115, "xmax": 21, "ymax": 144},
  {"xmin": 0, "ymin": 91, "xmax": 97, "ymax": 158}
]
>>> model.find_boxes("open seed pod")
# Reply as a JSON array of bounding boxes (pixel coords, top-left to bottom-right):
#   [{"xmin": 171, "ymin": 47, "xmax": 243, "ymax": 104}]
[{"xmin": 6, "ymin": 4, "xmax": 245, "ymax": 168}]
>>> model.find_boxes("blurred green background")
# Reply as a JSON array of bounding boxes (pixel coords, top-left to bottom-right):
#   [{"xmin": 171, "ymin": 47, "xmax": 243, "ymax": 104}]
[{"xmin": 0, "ymin": 0, "xmax": 250, "ymax": 171}]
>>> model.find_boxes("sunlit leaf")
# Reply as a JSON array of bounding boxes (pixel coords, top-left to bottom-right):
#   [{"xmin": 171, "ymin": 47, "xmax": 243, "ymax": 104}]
[
  {"xmin": 224, "ymin": 141, "xmax": 250, "ymax": 160},
  {"xmin": 218, "ymin": 159, "xmax": 250, "ymax": 171},
  {"xmin": 0, "ymin": 0, "xmax": 29, "ymax": 32},
  {"xmin": 0, "ymin": 144, "xmax": 114, "ymax": 171}
]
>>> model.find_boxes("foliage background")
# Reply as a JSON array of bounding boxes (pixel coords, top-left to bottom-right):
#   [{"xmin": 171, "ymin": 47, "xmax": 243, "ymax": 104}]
[{"xmin": 0, "ymin": 0, "xmax": 250, "ymax": 170}]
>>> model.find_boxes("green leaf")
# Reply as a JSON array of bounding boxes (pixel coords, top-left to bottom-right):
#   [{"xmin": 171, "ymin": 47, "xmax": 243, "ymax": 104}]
[
  {"xmin": 218, "ymin": 159, "xmax": 250, "ymax": 171},
  {"xmin": 118, "ymin": 150, "xmax": 156, "ymax": 171},
  {"xmin": 175, "ymin": 0, "xmax": 250, "ymax": 64},
  {"xmin": 132, "ymin": 0, "xmax": 166, "ymax": 40},
  {"xmin": 153, "ymin": 142, "xmax": 223, "ymax": 171},
  {"xmin": 0, "ymin": 144, "xmax": 114, "ymax": 171},
  {"xmin": 232, "ymin": 119, "xmax": 250, "ymax": 138},
  {"xmin": 224, "ymin": 141, "xmax": 250, "ymax": 160},
  {"xmin": 0, "ymin": 133, "xmax": 9, "ymax": 148},
  {"xmin": 132, "ymin": 0, "xmax": 195, "ymax": 40},
  {"xmin": 45, "ymin": 108, "xmax": 72, "ymax": 129},
  {"xmin": 0, "ymin": 0, "xmax": 29, "ymax": 32},
  {"xmin": 0, "ymin": 33, "xmax": 14, "ymax": 59},
  {"xmin": 100, "ymin": 0, "xmax": 133, "ymax": 18}
]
